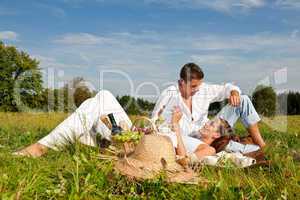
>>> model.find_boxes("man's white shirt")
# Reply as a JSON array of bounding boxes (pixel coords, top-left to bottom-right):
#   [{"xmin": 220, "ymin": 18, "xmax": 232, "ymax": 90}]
[{"xmin": 151, "ymin": 82, "xmax": 241, "ymax": 139}]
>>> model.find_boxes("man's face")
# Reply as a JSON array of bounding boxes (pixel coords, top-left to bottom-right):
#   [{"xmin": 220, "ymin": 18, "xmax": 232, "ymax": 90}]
[
  {"xmin": 180, "ymin": 79, "xmax": 202, "ymax": 97},
  {"xmin": 200, "ymin": 119, "xmax": 221, "ymax": 140}
]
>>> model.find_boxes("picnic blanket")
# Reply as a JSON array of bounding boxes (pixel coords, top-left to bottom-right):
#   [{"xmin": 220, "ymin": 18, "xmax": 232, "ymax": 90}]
[
  {"xmin": 201, "ymin": 151, "xmax": 256, "ymax": 168},
  {"xmin": 207, "ymin": 135, "xmax": 269, "ymax": 167}
]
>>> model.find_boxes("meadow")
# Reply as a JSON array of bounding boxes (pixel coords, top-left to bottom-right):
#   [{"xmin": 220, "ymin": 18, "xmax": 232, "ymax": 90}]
[{"xmin": 0, "ymin": 112, "xmax": 299, "ymax": 199}]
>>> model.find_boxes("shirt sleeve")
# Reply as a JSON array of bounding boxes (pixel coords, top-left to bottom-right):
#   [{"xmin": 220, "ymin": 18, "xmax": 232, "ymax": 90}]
[
  {"xmin": 208, "ymin": 83, "xmax": 241, "ymax": 103},
  {"xmin": 151, "ymin": 86, "xmax": 177, "ymax": 121}
]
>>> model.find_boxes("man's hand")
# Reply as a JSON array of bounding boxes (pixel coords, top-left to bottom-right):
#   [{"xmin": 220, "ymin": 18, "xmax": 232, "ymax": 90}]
[{"xmin": 229, "ymin": 90, "xmax": 240, "ymax": 107}]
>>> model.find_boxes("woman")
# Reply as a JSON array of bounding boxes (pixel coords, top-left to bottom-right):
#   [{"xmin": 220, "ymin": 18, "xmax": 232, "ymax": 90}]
[
  {"xmin": 170, "ymin": 106, "xmax": 221, "ymax": 163},
  {"xmin": 170, "ymin": 94, "xmax": 265, "ymax": 164}
]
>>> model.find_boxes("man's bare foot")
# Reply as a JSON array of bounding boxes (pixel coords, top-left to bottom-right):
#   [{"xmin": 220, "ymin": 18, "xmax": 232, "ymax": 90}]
[
  {"xmin": 259, "ymin": 141, "xmax": 266, "ymax": 149},
  {"xmin": 13, "ymin": 143, "xmax": 48, "ymax": 157}
]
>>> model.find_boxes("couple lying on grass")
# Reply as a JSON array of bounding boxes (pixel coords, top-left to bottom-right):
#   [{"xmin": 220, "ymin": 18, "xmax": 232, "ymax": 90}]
[{"xmin": 14, "ymin": 63, "xmax": 266, "ymax": 164}]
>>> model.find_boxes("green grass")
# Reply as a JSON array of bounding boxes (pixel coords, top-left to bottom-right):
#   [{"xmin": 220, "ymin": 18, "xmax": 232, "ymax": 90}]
[{"xmin": 0, "ymin": 112, "xmax": 299, "ymax": 199}]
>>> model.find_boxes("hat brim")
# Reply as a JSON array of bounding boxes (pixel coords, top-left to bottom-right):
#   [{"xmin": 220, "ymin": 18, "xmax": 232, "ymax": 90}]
[{"xmin": 114, "ymin": 157, "xmax": 198, "ymax": 184}]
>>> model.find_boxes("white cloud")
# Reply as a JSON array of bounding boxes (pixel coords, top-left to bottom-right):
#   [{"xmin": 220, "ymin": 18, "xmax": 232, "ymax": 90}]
[
  {"xmin": 32, "ymin": 30, "xmax": 300, "ymax": 95},
  {"xmin": 190, "ymin": 55, "xmax": 241, "ymax": 66},
  {"xmin": 52, "ymin": 31, "xmax": 300, "ymax": 72},
  {"xmin": 51, "ymin": 7, "xmax": 66, "ymax": 18},
  {"xmin": 62, "ymin": 0, "xmax": 87, "ymax": 4},
  {"xmin": 34, "ymin": 3, "xmax": 66, "ymax": 18},
  {"xmin": 291, "ymin": 29, "xmax": 299, "ymax": 38},
  {"xmin": 0, "ymin": 31, "xmax": 18, "ymax": 41},
  {"xmin": 189, "ymin": 53, "xmax": 300, "ymax": 94},
  {"xmin": 276, "ymin": 0, "xmax": 300, "ymax": 9},
  {"xmin": 32, "ymin": 54, "xmax": 83, "ymax": 69},
  {"xmin": 58, "ymin": 0, "xmax": 300, "ymax": 12},
  {"xmin": 144, "ymin": 0, "xmax": 265, "ymax": 12},
  {"xmin": 54, "ymin": 33, "xmax": 114, "ymax": 45},
  {"xmin": 58, "ymin": 0, "xmax": 300, "ymax": 13},
  {"xmin": 189, "ymin": 32, "xmax": 300, "ymax": 54},
  {"xmin": 61, "ymin": 0, "xmax": 266, "ymax": 13}
]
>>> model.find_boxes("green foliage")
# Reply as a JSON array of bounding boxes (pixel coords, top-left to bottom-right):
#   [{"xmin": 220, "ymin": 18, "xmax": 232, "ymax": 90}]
[
  {"xmin": 208, "ymin": 99, "xmax": 228, "ymax": 116},
  {"xmin": 73, "ymin": 87, "xmax": 93, "ymax": 108},
  {"xmin": 117, "ymin": 95, "xmax": 155, "ymax": 116},
  {"xmin": 40, "ymin": 88, "xmax": 70, "ymax": 112},
  {"xmin": 40, "ymin": 77, "xmax": 96, "ymax": 112},
  {"xmin": 0, "ymin": 42, "xmax": 94, "ymax": 113},
  {"xmin": 1, "ymin": 113, "xmax": 300, "ymax": 199},
  {"xmin": 252, "ymin": 85, "xmax": 276, "ymax": 117},
  {"xmin": 277, "ymin": 91, "xmax": 300, "ymax": 115},
  {"xmin": 0, "ymin": 41, "xmax": 43, "ymax": 111},
  {"xmin": 287, "ymin": 92, "xmax": 300, "ymax": 115},
  {"xmin": 64, "ymin": 77, "xmax": 95, "ymax": 109}
]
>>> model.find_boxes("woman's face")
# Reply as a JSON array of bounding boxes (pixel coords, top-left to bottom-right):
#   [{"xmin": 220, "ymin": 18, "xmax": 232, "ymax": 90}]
[{"xmin": 200, "ymin": 119, "xmax": 221, "ymax": 139}]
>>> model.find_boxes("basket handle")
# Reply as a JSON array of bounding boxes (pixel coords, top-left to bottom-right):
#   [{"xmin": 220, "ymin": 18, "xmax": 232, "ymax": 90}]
[{"xmin": 130, "ymin": 116, "xmax": 158, "ymax": 134}]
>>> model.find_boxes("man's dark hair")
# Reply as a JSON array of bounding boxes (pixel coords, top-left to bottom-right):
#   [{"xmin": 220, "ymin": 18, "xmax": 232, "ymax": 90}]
[{"xmin": 180, "ymin": 63, "xmax": 204, "ymax": 82}]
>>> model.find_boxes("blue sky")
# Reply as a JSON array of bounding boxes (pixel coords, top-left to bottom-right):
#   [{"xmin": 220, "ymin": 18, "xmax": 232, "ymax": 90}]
[{"xmin": 1, "ymin": 0, "xmax": 300, "ymax": 99}]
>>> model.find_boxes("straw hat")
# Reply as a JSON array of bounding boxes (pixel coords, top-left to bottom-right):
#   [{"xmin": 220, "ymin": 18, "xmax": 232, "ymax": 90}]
[{"xmin": 114, "ymin": 134, "xmax": 198, "ymax": 184}]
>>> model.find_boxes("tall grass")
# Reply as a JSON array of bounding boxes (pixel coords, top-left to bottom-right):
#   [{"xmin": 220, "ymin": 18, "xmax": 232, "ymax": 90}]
[{"xmin": 0, "ymin": 112, "xmax": 299, "ymax": 199}]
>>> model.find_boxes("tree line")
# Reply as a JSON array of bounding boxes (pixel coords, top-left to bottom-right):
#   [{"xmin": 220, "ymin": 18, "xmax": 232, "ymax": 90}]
[
  {"xmin": 0, "ymin": 41, "xmax": 155, "ymax": 114},
  {"xmin": 1, "ymin": 41, "xmax": 300, "ymax": 116}
]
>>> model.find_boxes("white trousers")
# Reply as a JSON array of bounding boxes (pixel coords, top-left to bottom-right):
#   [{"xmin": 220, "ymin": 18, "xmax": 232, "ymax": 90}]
[
  {"xmin": 38, "ymin": 90, "xmax": 132, "ymax": 150},
  {"xmin": 38, "ymin": 89, "xmax": 203, "ymax": 153}
]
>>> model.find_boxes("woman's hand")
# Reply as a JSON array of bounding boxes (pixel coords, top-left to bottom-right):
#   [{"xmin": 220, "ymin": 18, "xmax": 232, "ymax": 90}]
[
  {"xmin": 171, "ymin": 106, "xmax": 182, "ymax": 131},
  {"xmin": 171, "ymin": 106, "xmax": 187, "ymax": 157}
]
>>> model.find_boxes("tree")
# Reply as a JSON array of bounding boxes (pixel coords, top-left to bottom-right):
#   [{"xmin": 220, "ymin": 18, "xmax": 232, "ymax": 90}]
[
  {"xmin": 287, "ymin": 92, "xmax": 300, "ymax": 115},
  {"xmin": 117, "ymin": 95, "xmax": 139, "ymax": 115},
  {"xmin": 136, "ymin": 98, "xmax": 155, "ymax": 115},
  {"xmin": 0, "ymin": 41, "xmax": 43, "ymax": 111},
  {"xmin": 116, "ymin": 95, "xmax": 155, "ymax": 115},
  {"xmin": 73, "ymin": 86, "xmax": 93, "ymax": 107},
  {"xmin": 41, "ymin": 77, "xmax": 95, "ymax": 112},
  {"xmin": 65, "ymin": 77, "xmax": 95, "ymax": 109},
  {"xmin": 252, "ymin": 85, "xmax": 276, "ymax": 117},
  {"xmin": 61, "ymin": 77, "xmax": 87, "ymax": 112},
  {"xmin": 278, "ymin": 91, "xmax": 300, "ymax": 115}
]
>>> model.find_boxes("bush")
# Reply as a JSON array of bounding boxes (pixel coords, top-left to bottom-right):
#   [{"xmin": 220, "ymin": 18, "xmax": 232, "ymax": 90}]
[
  {"xmin": 116, "ymin": 95, "xmax": 155, "ymax": 116},
  {"xmin": 0, "ymin": 41, "xmax": 43, "ymax": 111},
  {"xmin": 73, "ymin": 87, "xmax": 93, "ymax": 107},
  {"xmin": 252, "ymin": 85, "xmax": 276, "ymax": 117}
]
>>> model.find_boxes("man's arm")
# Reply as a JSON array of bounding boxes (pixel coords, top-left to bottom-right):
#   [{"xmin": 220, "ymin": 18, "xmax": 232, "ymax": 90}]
[
  {"xmin": 229, "ymin": 90, "xmax": 241, "ymax": 107},
  {"xmin": 208, "ymin": 83, "xmax": 241, "ymax": 106}
]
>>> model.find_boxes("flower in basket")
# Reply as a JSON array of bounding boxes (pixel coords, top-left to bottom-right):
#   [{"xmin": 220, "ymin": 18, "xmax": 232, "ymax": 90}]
[{"xmin": 131, "ymin": 116, "xmax": 157, "ymax": 135}]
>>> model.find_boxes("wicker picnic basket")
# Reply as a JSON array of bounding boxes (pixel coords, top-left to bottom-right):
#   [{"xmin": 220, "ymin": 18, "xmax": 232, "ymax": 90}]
[
  {"xmin": 131, "ymin": 116, "xmax": 158, "ymax": 133},
  {"xmin": 111, "ymin": 116, "xmax": 158, "ymax": 155}
]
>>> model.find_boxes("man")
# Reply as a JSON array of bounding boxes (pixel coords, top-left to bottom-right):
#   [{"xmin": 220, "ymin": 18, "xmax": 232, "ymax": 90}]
[{"xmin": 152, "ymin": 63, "xmax": 265, "ymax": 161}]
